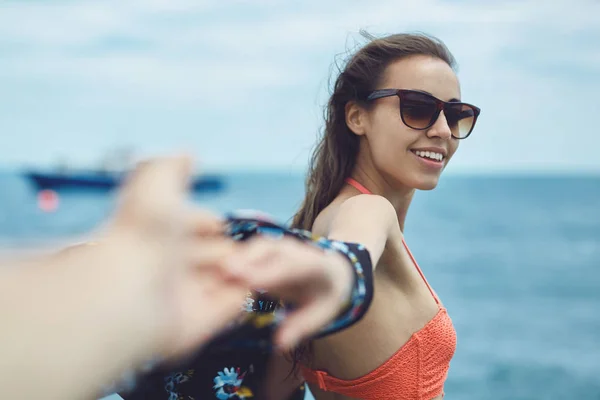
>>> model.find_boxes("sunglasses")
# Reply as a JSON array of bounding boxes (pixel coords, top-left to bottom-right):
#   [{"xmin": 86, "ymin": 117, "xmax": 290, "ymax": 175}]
[{"xmin": 365, "ymin": 89, "xmax": 481, "ymax": 139}]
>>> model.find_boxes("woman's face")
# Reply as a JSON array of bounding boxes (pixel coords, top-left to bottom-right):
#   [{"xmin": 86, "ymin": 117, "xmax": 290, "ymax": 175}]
[{"xmin": 352, "ymin": 55, "xmax": 464, "ymax": 191}]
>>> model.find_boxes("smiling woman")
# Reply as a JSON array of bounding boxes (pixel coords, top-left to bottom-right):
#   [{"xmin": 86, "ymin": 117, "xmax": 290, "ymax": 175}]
[{"xmin": 289, "ymin": 31, "xmax": 481, "ymax": 400}]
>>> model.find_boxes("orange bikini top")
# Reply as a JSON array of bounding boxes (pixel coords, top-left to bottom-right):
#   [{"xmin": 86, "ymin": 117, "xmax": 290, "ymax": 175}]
[{"xmin": 300, "ymin": 178, "xmax": 457, "ymax": 400}]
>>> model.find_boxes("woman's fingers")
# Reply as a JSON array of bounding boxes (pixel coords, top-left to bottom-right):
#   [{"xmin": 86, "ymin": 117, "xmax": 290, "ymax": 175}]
[
  {"xmin": 165, "ymin": 271, "xmax": 247, "ymax": 359},
  {"xmin": 187, "ymin": 208, "xmax": 226, "ymax": 237},
  {"xmin": 236, "ymin": 243, "xmax": 351, "ymax": 303},
  {"xmin": 221, "ymin": 238, "xmax": 279, "ymax": 280},
  {"xmin": 229, "ymin": 241, "xmax": 355, "ymax": 349},
  {"xmin": 180, "ymin": 234, "xmax": 354, "ymax": 355},
  {"xmin": 274, "ymin": 297, "xmax": 339, "ymax": 350},
  {"xmin": 243, "ymin": 255, "xmax": 323, "ymax": 293},
  {"xmin": 186, "ymin": 238, "xmax": 239, "ymax": 274}
]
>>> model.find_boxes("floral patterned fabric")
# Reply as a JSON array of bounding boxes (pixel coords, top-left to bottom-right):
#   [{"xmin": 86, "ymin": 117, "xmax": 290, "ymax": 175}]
[{"xmin": 118, "ymin": 210, "xmax": 373, "ymax": 400}]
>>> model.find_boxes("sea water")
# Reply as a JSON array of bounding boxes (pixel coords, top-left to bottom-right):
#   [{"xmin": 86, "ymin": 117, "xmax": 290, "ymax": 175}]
[{"xmin": 2, "ymin": 171, "xmax": 599, "ymax": 400}]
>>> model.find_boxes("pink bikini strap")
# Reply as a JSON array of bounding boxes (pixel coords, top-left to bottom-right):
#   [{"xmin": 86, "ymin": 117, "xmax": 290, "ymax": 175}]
[
  {"xmin": 400, "ymin": 240, "xmax": 440, "ymax": 304},
  {"xmin": 344, "ymin": 177, "xmax": 440, "ymax": 304},
  {"xmin": 345, "ymin": 177, "xmax": 372, "ymax": 195}
]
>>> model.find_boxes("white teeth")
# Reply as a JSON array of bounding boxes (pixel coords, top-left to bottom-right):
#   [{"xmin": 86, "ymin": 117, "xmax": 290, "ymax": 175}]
[{"xmin": 414, "ymin": 150, "xmax": 444, "ymax": 161}]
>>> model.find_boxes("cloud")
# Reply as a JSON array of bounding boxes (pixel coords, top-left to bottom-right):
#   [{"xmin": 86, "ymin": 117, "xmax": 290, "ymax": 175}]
[
  {"xmin": 0, "ymin": 0, "xmax": 599, "ymax": 171},
  {"xmin": 2, "ymin": 0, "xmax": 598, "ymax": 90}
]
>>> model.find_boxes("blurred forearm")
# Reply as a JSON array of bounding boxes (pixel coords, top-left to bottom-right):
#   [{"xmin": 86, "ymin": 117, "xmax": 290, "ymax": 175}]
[{"xmin": 0, "ymin": 236, "xmax": 154, "ymax": 399}]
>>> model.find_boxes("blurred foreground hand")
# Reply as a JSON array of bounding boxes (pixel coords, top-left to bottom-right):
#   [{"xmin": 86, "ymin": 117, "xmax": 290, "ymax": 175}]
[
  {"xmin": 0, "ymin": 155, "xmax": 247, "ymax": 400},
  {"xmin": 107, "ymin": 155, "xmax": 248, "ymax": 359}
]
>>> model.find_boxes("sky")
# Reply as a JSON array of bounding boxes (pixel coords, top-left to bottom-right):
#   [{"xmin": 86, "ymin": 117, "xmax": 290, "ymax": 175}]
[{"xmin": 0, "ymin": 0, "xmax": 599, "ymax": 174}]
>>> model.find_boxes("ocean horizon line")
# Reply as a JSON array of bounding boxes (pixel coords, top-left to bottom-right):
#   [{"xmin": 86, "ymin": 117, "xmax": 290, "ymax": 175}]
[{"xmin": 1, "ymin": 165, "xmax": 598, "ymax": 179}]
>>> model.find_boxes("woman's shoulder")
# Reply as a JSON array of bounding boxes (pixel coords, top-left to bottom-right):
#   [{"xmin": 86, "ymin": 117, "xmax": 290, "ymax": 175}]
[
  {"xmin": 340, "ymin": 193, "xmax": 396, "ymax": 216},
  {"xmin": 315, "ymin": 194, "xmax": 399, "ymax": 238}
]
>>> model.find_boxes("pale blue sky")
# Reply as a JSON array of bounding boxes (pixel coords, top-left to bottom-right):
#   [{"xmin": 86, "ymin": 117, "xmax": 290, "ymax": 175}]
[{"xmin": 1, "ymin": 0, "xmax": 599, "ymax": 173}]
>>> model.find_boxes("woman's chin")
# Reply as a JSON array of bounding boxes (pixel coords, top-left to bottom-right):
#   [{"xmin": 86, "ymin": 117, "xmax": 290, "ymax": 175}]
[{"xmin": 409, "ymin": 173, "xmax": 442, "ymax": 191}]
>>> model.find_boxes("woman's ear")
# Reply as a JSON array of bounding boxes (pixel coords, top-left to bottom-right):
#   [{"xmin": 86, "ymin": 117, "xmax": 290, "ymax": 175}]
[{"xmin": 345, "ymin": 101, "xmax": 367, "ymax": 136}]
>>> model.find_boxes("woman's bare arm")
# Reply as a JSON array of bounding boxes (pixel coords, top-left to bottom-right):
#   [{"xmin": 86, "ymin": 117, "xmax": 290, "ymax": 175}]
[{"xmin": 326, "ymin": 194, "xmax": 398, "ymax": 269}]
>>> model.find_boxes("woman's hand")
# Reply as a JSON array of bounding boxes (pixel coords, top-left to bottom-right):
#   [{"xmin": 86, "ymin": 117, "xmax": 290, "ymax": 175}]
[{"xmin": 222, "ymin": 237, "xmax": 354, "ymax": 350}]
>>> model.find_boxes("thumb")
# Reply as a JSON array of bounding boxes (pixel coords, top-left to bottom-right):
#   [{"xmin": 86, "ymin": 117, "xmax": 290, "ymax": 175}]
[
  {"xmin": 114, "ymin": 155, "xmax": 195, "ymax": 229},
  {"xmin": 122, "ymin": 154, "xmax": 194, "ymax": 200}
]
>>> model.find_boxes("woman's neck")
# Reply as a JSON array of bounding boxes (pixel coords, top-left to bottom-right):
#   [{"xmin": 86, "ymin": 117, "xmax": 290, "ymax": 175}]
[{"xmin": 348, "ymin": 165, "xmax": 415, "ymax": 232}]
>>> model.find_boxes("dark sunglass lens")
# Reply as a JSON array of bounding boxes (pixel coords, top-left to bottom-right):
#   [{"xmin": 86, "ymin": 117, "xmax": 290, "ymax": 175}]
[
  {"xmin": 444, "ymin": 104, "xmax": 475, "ymax": 138},
  {"xmin": 401, "ymin": 92, "xmax": 437, "ymax": 129}
]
